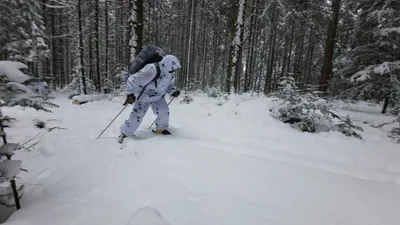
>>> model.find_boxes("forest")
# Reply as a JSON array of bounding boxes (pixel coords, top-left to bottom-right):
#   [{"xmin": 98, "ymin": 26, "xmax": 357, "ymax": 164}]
[
  {"xmin": 0, "ymin": 1, "xmax": 400, "ymax": 224},
  {"xmin": 1, "ymin": 0, "xmax": 398, "ymax": 106}
]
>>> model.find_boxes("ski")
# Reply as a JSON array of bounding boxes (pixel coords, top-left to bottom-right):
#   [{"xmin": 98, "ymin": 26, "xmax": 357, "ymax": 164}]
[
  {"xmin": 118, "ymin": 130, "xmax": 171, "ymax": 150},
  {"xmin": 151, "ymin": 130, "xmax": 172, "ymax": 135}
]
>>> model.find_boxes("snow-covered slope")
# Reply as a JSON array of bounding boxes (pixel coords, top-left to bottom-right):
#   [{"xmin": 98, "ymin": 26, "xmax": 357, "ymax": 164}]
[{"xmin": 2, "ymin": 94, "xmax": 400, "ymax": 225}]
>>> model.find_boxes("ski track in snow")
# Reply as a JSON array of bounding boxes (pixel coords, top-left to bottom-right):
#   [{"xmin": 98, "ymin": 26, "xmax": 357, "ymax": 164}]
[{"xmin": 2, "ymin": 94, "xmax": 400, "ymax": 225}]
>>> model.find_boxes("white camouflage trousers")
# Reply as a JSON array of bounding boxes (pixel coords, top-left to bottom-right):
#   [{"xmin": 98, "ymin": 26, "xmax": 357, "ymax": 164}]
[{"xmin": 120, "ymin": 98, "xmax": 170, "ymax": 136}]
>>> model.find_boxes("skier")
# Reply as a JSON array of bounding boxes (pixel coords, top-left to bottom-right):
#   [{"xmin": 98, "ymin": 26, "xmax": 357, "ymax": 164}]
[{"xmin": 118, "ymin": 54, "xmax": 181, "ymax": 144}]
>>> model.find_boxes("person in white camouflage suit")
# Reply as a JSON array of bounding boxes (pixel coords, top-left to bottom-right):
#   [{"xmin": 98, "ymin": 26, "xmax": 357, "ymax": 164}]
[{"xmin": 118, "ymin": 54, "xmax": 181, "ymax": 143}]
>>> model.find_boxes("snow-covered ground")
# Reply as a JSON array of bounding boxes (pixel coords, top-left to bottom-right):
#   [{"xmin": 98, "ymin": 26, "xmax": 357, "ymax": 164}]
[{"xmin": 2, "ymin": 94, "xmax": 400, "ymax": 225}]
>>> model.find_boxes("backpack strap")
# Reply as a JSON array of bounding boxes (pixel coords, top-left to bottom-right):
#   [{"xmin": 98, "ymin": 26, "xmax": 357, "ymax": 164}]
[
  {"xmin": 155, "ymin": 63, "xmax": 161, "ymax": 76},
  {"xmin": 153, "ymin": 62, "xmax": 161, "ymax": 88},
  {"xmin": 135, "ymin": 63, "xmax": 161, "ymax": 101}
]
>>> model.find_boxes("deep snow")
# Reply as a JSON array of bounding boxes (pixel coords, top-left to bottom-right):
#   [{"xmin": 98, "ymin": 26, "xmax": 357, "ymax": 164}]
[{"xmin": 2, "ymin": 94, "xmax": 400, "ymax": 225}]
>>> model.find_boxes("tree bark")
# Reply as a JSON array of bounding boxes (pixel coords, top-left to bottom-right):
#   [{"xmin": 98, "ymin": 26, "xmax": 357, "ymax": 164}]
[
  {"xmin": 78, "ymin": 0, "xmax": 87, "ymax": 95},
  {"xmin": 105, "ymin": 0, "xmax": 109, "ymax": 80},
  {"xmin": 95, "ymin": 0, "xmax": 101, "ymax": 91},
  {"xmin": 227, "ymin": 0, "xmax": 246, "ymax": 94},
  {"xmin": 244, "ymin": 0, "xmax": 256, "ymax": 92},
  {"xmin": 185, "ymin": 0, "xmax": 195, "ymax": 91},
  {"xmin": 51, "ymin": 9, "xmax": 57, "ymax": 89},
  {"xmin": 135, "ymin": 0, "xmax": 144, "ymax": 53},
  {"xmin": 319, "ymin": 0, "xmax": 342, "ymax": 95},
  {"xmin": 382, "ymin": 95, "xmax": 390, "ymax": 114}
]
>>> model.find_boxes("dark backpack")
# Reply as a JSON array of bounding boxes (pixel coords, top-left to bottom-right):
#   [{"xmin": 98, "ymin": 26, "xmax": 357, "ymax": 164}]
[
  {"xmin": 127, "ymin": 45, "xmax": 163, "ymax": 101},
  {"xmin": 129, "ymin": 45, "xmax": 164, "ymax": 75}
]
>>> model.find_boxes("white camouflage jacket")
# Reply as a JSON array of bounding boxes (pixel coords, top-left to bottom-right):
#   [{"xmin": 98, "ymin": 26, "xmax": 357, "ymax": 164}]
[{"xmin": 125, "ymin": 55, "xmax": 181, "ymax": 103}]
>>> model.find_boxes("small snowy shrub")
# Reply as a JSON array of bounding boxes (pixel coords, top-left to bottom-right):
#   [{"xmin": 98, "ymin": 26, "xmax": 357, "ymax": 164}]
[
  {"xmin": 216, "ymin": 95, "xmax": 229, "ymax": 106},
  {"xmin": 373, "ymin": 116, "xmax": 400, "ymax": 143},
  {"xmin": 180, "ymin": 95, "xmax": 194, "ymax": 104},
  {"xmin": 0, "ymin": 116, "xmax": 16, "ymax": 128},
  {"xmin": 390, "ymin": 120, "xmax": 400, "ymax": 143},
  {"xmin": 0, "ymin": 61, "xmax": 59, "ymax": 212},
  {"xmin": 0, "ymin": 120, "xmax": 23, "ymax": 211},
  {"xmin": 270, "ymin": 77, "xmax": 363, "ymax": 138},
  {"xmin": 0, "ymin": 65, "xmax": 58, "ymax": 112},
  {"xmin": 378, "ymin": 106, "xmax": 400, "ymax": 143},
  {"xmin": 206, "ymin": 87, "xmax": 223, "ymax": 98},
  {"xmin": 333, "ymin": 116, "xmax": 363, "ymax": 139},
  {"xmin": 389, "ymin": 105, "xmax": 400, "ymax": 116},
  {"xmin": 193, "ymin": 89, "xmax": 204, "ymax": 96}
]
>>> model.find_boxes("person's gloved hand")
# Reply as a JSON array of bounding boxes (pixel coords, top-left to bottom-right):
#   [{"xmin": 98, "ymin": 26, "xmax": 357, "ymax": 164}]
[
  {"xmin": 124, "ymin": 94, "xmax": 136, "ymax": 105},
  {"xmin": 171, "ymin": 90, "xmax": 180, "ymax": 97}
]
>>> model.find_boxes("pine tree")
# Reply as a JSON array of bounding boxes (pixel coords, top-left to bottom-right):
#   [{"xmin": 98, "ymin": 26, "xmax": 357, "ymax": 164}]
[
  {"xmin": 270, "ymin": 76, "xmax": 363, "ymax": 138},
  {"xmin": 226, "ymin": 0, "xmax": 246, "ymax": 94},
  {"xmin": 0, "ymin": 0, "xmax": 50, "ymax": 69},
  {"xmin": 341, "ymin": 0, "xmax": 400, "ymax": 110},
  {"xmin": 319, "ymin": 0, "xmax": 342, "ymax": 95}
]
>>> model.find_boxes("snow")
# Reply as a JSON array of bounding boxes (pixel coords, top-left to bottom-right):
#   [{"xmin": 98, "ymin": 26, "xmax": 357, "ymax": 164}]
[
  {"xmin": 351, "ymin": 68, "xmax": 371, "ymax": 82},
  {"xmin": 380, "ymin": 27, "xmax": 400, "ymax": 36},
  {"xmin": 0, "ymin": 160, "xmax": 21, "ymax": 180},
  {"xmin": 0, "ymin": 61, "xmax": 31, "ymax": 83},
  {"xmin": 350, "ymin": 61, "xmax": 400, "ymax": 82},
  {"xmin": 126, "ymin": 207, "xmax": 171, "ymax": 225},
  {"xmin": 5, "ymin": 82, "xmax": 35, "ymax": 95},
  {"xmin": 0, "ymin": 143, "xmax": 19, "ymax": 156},
  {"xmin": 373, "ymin": 61, "xmax": 400, "ymax": 75},
  {"xmin": 1, "ymin": 94, "xmax": 400, "ymax": 225},
  {"xmin": 72, "ymin": 94, "xmax": 112, "ymax": 103},
  {"xmin": 0, "ymin": 185, "xmax": 24, "ymax": 208}
]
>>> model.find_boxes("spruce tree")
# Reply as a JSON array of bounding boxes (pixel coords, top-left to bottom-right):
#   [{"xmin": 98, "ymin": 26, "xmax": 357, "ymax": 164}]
[
  {"xmin": 342, "ymin": 0, "xmax": 400, "ymax": 110},
  {"xmin": 0, "ymin": 61, "xmax": 57, "ymax": 213}
]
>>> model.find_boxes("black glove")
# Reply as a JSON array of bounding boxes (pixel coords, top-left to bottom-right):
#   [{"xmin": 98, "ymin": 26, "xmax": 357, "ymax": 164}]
[
  {"xmin": 124, "ymin": 94, "xmax": 136, "ymax": 105},
  {"xmin": 171, "ymin": 90, "xmax": 180, "ymax": 97}
]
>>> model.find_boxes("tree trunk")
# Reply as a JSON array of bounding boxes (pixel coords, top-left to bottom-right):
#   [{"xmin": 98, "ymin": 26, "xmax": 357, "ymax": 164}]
[
  {"xmin": 248, "ymin": 4, "xmax": 260, "ymax": 91},
  {"xmin": 285, "ymin": 21, "xmax": 295, "ymax": 77},
  {"xmin": 382, "ymin": 95, "xmax": 390, "ymax": 114},
  {"xmin": 319, "ymin": 0, "xmax": 341, "ymax": 95},
  {"xmin": 89, "ymin": 24, "xmax": 94, "ymax": 81},
  {"xmin": 227, "ymin": 0, "xmax": 246, "ymax": 94},
  {"xmin": 95, "ymin": 0, "xmax": 102, "ymax": 91},
  {"xmin": 105, "ymin": 0, "xmax": 109, "ymax": 80},
  {"xmin": 78, "ymin": 0, "xmax": 87, "ymax": 95},
  {"xmin": 265, "ymin": 1, "xmax": 278, "ymax": 94},
  {"xmin": 51, "ymin": 10, "xmax": 57, "ymax": 89},
  {"xmin": 210, "ymin": 16, "xmax": 220, "ymax": 87},
  {"xmin": 41, "ymin": 0, "xmax": 50, "ymax": 81},
  {"xmin": 201, "ymin": 0, "xmax": 208, "ymax": 91},
  {"xmin": 135, "ymin": 0, "xmax": 144, "ymax": 53},
  {"xmin": 244, "ymin": 0, "xmax": 256, "ymax": 92},
  {"xmin": 128, "ymin": 0, "xmax": 136, "ymax": 62},
  {"xmin": 234, "ymin": 0, "xmax": 246, "ymax": 93},
  {"xmin": 185, "ymin": 0, "xmax": 195, "ymax": 91}
]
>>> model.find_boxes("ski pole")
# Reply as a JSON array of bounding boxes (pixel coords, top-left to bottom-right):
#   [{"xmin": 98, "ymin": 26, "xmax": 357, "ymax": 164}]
[
  {"xmin": 96, "ymin": 104, "xmax": 128, "ymax": 139},
  {"xmin": 148, "ymin": 97, "xmax": 175, "ymax": 130},
  {"xmin": 96, "ymin": 86, "xmax": 147, "ymax": 139}
]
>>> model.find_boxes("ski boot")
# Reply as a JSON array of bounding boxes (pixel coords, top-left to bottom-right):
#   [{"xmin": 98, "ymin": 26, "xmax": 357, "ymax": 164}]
[
  {"xmin": 153, "ymin": 129, "xmax": 171, "ymax": 135},
  {"xmin": 118, "ymin": 133, "xmax": 128, "ymax": 144}
]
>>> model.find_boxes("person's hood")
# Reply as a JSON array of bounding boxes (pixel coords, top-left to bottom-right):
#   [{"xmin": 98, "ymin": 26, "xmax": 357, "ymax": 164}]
[{"xmin": 159, "ymin": 55, "xmax": 181, "ymax": 74}]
